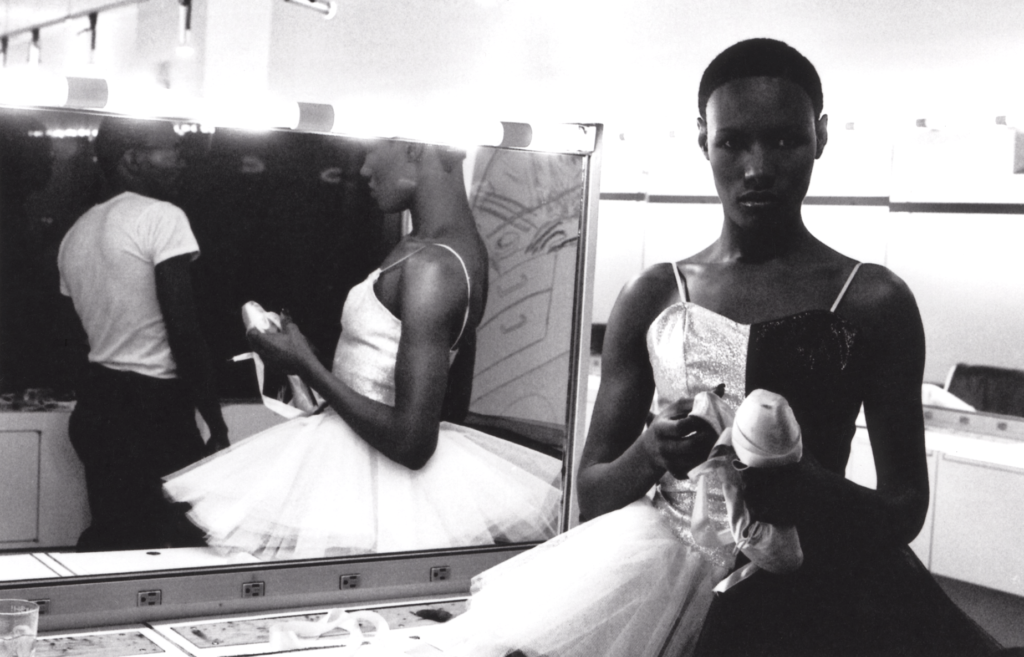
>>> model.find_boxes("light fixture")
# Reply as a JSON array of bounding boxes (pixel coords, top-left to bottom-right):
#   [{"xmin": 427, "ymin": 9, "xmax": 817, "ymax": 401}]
[
  {"xmin": 28, "ymin": 29, "xmax": 41, "ymax": 65},
  {"xmin": 178, "ymin": 0, "xmax": 193, "ymax": 54},
  {"xmin": 87, "ymin": 12, "xmax": 98, "ymax": 64},
  {"xmin": 281, "ymin": 0, "xmax": 338, "ymax": 19},
  {"xmin": 1, "ymin": 36, "xmax": 7, "ymax": 67},
  {"xmin": 0, "ymin": 69, "xmax": 70, "ymax": 107}
]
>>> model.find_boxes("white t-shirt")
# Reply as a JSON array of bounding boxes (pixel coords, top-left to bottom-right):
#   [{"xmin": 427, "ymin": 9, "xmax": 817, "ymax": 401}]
[{"xmin": 58, "ymin": 191, "xmax": 200, "ymax": 379}]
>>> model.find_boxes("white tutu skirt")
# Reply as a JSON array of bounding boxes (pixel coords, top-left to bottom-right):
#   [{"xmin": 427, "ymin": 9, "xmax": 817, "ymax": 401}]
[
  {"xmin": 423, "ymin": 499, "xmax": 730, "ymax": 657},
  {"xmin": 162, "ymin": 411, "xmax": 562, "ymax": 560}
]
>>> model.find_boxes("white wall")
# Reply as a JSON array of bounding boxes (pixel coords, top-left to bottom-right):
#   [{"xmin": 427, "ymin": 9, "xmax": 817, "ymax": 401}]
[
  {"xmin": 7, "ymin": 1, "xmax": 1022, "ymax": 129},
  {"xmin": 261, "ymin": 0, "xmax": 1024, "ymax": 131}
]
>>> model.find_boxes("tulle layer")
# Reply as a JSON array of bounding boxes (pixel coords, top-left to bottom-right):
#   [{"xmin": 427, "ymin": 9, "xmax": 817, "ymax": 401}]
[
  {"xmin": 423, "ymin": 499, "xmax": 731, "ymax": 657},
  {"xmin": 163, "ymin": 412, "xmax": 562, "ymax": 560}
]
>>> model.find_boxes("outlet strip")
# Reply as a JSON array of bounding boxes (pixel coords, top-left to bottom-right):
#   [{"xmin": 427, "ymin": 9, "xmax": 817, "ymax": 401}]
[
  {"xmin": 137, "ymin": 590, "xmax": 162, "ymax": 607},
  {"xmin": 241, "ymin": 581, "xmax": 265, "ymax": 598},
  {"xmin": 429, "ymin": 566, "xmax": 450, "ymax": 583}
]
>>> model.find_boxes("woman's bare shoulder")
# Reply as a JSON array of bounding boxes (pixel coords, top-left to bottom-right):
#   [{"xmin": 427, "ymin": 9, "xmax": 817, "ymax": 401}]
[
  {"xmin": 841, "ymin": 262, "xmax": 922, "ymax": 335},
  {"xmin": 397, "ymin": 244, "xmax": 471, "ymax": 313},
  {"xmin": 617, "ymin": 261, "xmax": 684, "ymax": 313}
]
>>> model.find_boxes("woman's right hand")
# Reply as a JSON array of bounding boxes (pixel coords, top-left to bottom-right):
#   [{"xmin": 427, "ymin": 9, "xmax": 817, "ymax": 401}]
[
  {"xmin": 641, "ymin": 396, "xmax": 719, "ymax": 478},
  {"xmin": 247, "ymin": 314, "xmax": 318, "ymax": 377}
]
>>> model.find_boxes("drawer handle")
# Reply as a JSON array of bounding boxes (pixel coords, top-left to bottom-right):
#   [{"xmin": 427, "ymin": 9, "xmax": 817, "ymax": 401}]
[
  {"xmin": 501, "ymin": 314, "xmax": 528, "ymax": 334},
  {"xmin": 497, "ymin": 273, "xmax": 529, "ymax": 297}
]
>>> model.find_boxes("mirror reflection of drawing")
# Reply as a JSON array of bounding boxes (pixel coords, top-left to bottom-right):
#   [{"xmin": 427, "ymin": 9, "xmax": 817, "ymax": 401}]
[
  {"xmin": 466, "ymin": 148, "xmax": 584, "ymax": 455},
  {"xmin": 0, "ymin": 107, "xmax": 568, "ymax": 563}
]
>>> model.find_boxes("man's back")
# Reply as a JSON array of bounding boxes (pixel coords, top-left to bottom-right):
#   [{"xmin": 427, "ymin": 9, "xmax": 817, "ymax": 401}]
[{"xmin": 58, "ymin": 191, "xmax": 198, "ymax": 379}]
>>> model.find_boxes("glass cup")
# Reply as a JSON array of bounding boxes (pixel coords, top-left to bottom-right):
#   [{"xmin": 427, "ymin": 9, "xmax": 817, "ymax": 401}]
[{"xmin": 0, "ymin": 600, "xmax": 38, "ymax": 657}]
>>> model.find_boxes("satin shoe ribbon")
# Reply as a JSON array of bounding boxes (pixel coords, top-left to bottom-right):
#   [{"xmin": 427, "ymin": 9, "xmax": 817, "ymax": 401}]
[
  {"xmin": 689, "ymin": 428, "xmax": 769, "ymax": 594},
  {"xmin": 269, "ymin": 609, "xmax": 390, "ymax": 653},
  {"xmin": 231, "ymin": 351, "xmax": 324, "ymax": 419}
]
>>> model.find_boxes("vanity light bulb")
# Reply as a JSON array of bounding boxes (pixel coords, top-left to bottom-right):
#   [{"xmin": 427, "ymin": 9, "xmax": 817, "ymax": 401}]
[{"xmin": 0, "ymin": 68, "xmax": 69, "ymax": 107}]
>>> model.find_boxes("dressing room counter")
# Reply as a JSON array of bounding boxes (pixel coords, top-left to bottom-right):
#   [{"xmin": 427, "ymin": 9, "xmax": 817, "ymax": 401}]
[
  {"xmin": 847, "ymin": 409, "xmax": 1024, "ymax": 597},
  {"xmin": 32, "ymin": 596, "xmax": 466, "ymax": 656}
]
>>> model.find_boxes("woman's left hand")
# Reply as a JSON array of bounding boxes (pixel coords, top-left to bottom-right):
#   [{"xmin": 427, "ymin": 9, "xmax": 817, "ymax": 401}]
[
  {"xmin": 247, "ymin": 314, "xmax": 317, "ymax": 376},
  {"xmin": 740, "ymin": 452, "xmax": 822, "ymax": 526}
]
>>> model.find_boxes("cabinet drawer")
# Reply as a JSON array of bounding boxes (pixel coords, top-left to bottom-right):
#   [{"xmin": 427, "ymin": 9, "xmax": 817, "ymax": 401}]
[
  {"xmin": 0, "ymin": 431, "xmax": 41, "ymax": 543},
  {"xmin": 476, "ymin": 292, "xmax": 554, "ymax": 373},
  {"xmin": 931, "ymin": 455, "xmax": 1024, "ymax": 596},
  {"xmin": 486, "ymin": 255, "xmax": 557, "ymax": 318}
]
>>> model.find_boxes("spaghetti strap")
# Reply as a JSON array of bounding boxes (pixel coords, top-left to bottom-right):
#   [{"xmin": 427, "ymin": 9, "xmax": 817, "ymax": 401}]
[
  {"xmin": 380, "ymin": 243, "xmax": 472, "ymax": 349},
  {"xmin": 379, "ymin": 245, "xmax": 429, "ymax": 274},
  {"xmin": 668, "ymin": 262, "xmax": 689, "ymax": 302},
  {"xmin": 830, "ymin": 262, "xmax": 863, "ymax": 313}
]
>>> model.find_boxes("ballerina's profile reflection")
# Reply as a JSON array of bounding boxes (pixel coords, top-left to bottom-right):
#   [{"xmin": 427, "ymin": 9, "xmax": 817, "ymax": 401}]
[{"xmin": 163, "ymin": 139, "xmax": 562, "ymax": 560}]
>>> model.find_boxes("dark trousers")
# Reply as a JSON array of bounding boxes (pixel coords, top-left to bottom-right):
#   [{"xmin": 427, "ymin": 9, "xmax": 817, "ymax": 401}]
[{"xmin": 69, "ymin": 364, "xmax": 208, "ymax": 551}]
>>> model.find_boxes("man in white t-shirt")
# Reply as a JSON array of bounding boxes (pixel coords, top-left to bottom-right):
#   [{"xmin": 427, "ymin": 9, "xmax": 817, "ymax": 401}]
[{"xmin": 58, "ymin": 117, "xmax": 229, "ymax": 551}]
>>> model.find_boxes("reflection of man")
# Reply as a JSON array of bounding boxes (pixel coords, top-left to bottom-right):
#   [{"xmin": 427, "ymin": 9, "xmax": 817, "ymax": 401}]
[{"xmin": 57, "ymin": 117, "xmax": 229, "ymax": 551}]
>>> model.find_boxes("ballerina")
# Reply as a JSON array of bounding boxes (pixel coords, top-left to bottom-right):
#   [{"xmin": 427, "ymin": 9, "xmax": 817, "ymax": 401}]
[
  {"xmin": 163, "ymin": 139, "xmax": 562, "ymax": 560},
  {"xmin": 424, "ymin": 37, "xmax": 1001, "ymax": 657}
]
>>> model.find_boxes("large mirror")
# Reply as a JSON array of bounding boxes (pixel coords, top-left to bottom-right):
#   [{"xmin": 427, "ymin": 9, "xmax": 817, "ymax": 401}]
[{"xmin": 0, "ymin": 105, "xmax": 599, "ymax": 582}]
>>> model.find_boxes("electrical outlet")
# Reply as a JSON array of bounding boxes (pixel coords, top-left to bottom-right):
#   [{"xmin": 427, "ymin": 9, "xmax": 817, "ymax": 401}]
[
  {"xmin": 31, "ymin": 599, "xmax": 50, "ymax": 616},
  {"xmin": 137, "ymin": 590, "xmax": 162, "ymax": 607},
  {"xmin": 429, "ymin": 565, "xmax": 450, "ymax": 583},
  {"xmin": 241, "ymin": 581, "xmax": 265, "ymax": 598},
  {"xmin": 340, "ymin": 574, "xmax": 361, "ymax": 590}
]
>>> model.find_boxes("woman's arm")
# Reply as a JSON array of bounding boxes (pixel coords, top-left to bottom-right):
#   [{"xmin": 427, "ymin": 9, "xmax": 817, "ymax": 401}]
[
  {"xmin": 249, "ymin": 251, "xmax": 466, "ymax": 470},
  {"xmin": 743, "ymin": 265, "xmax": 929, "ymax": 556},
  {"xmin": 577, "ymin": 266, "xmax": 719, "ymax": 520}
]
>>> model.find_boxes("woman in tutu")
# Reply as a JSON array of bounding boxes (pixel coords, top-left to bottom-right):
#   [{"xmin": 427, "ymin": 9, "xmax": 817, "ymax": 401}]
[
  {"xmin": 428, "ymin": 38, "xmax": 1002, "ymax": 657},
  {"xmin": 163, "ymin": 139, "xmax": 561, "ymax": 560}
]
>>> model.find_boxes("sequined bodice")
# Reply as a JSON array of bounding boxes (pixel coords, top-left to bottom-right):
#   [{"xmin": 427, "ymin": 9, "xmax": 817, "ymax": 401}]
[
  {"xmin": 646, "ymin": 300, "xmax": 867, "ymax": 566},
  {"xmin": 648, "ymin": 302, "xmax": 867, "ymax": 475},
  {"xmin": 331, "ymin": 269, "xmax": 401, "ymax": 406}
]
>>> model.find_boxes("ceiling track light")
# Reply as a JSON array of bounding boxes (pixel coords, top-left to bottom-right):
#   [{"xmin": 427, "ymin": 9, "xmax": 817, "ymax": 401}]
[
  {"xmin": 1, "ymin": 36, "xmax": 7, "ymax": 68},
  {"xmin": 178, "ymin": 0, "xmax": 193, "ymax": 47},
  {"xmin": 281, "ymin": 0, "xmax": 338, "ymax": 20},
  {"xmin": 28, "ymin": 29, "xmax": 41, "ymax": 65},
  {"xmin": 87, "ymin": 12, "xmax": 98, "ymax": 63},
  {"xmin": 0, "ymin": 1, "xmax": 153, "ymax": 66}
]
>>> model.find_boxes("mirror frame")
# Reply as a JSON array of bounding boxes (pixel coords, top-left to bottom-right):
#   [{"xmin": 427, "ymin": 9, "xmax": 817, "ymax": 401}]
[{"xmin": 0, "ymin": 83, "xmax": 604, "ymax": 629}]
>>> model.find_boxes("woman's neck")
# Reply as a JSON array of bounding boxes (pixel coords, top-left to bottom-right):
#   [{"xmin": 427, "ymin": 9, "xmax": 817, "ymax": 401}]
[
  {"xmin": 716, "ymin": 212, "xmax": 816, "ymax": 264},
  {"xmin": 407, "ymin": 171, "xmax": 475, "ymax": 241}
]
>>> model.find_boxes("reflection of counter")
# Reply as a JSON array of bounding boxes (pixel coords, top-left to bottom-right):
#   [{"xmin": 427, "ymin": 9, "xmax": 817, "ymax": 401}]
[
  {"xmin": 0, "ymin": 409, "xmax": 87, "ymax": 549},
  {"xmin": 0, "ymin": 549, "xmax": 260, "ymax": 582},
  {"xmin": 0, "ymin": 404, "xmax": 286, "ymax": 550},
  {"xmin": 846, "ymin": 420, "xmax": 1024, "ymax": 597}
]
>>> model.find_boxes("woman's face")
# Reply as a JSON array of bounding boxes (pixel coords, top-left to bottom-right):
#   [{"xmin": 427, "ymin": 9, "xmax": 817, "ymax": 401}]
[
  {"xmin": 360, "ymin": 139, "xmax": 416, "ymax": 213},
  {"xmin": 700, "ymin": 76, "xmax": 826, "ymax": 231}
]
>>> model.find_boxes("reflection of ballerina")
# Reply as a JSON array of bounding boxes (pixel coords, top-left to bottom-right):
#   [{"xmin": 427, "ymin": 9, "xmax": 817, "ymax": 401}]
[{"xmin": 163, "ymin": 139, "xmax": 562, "ymax": 560}]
